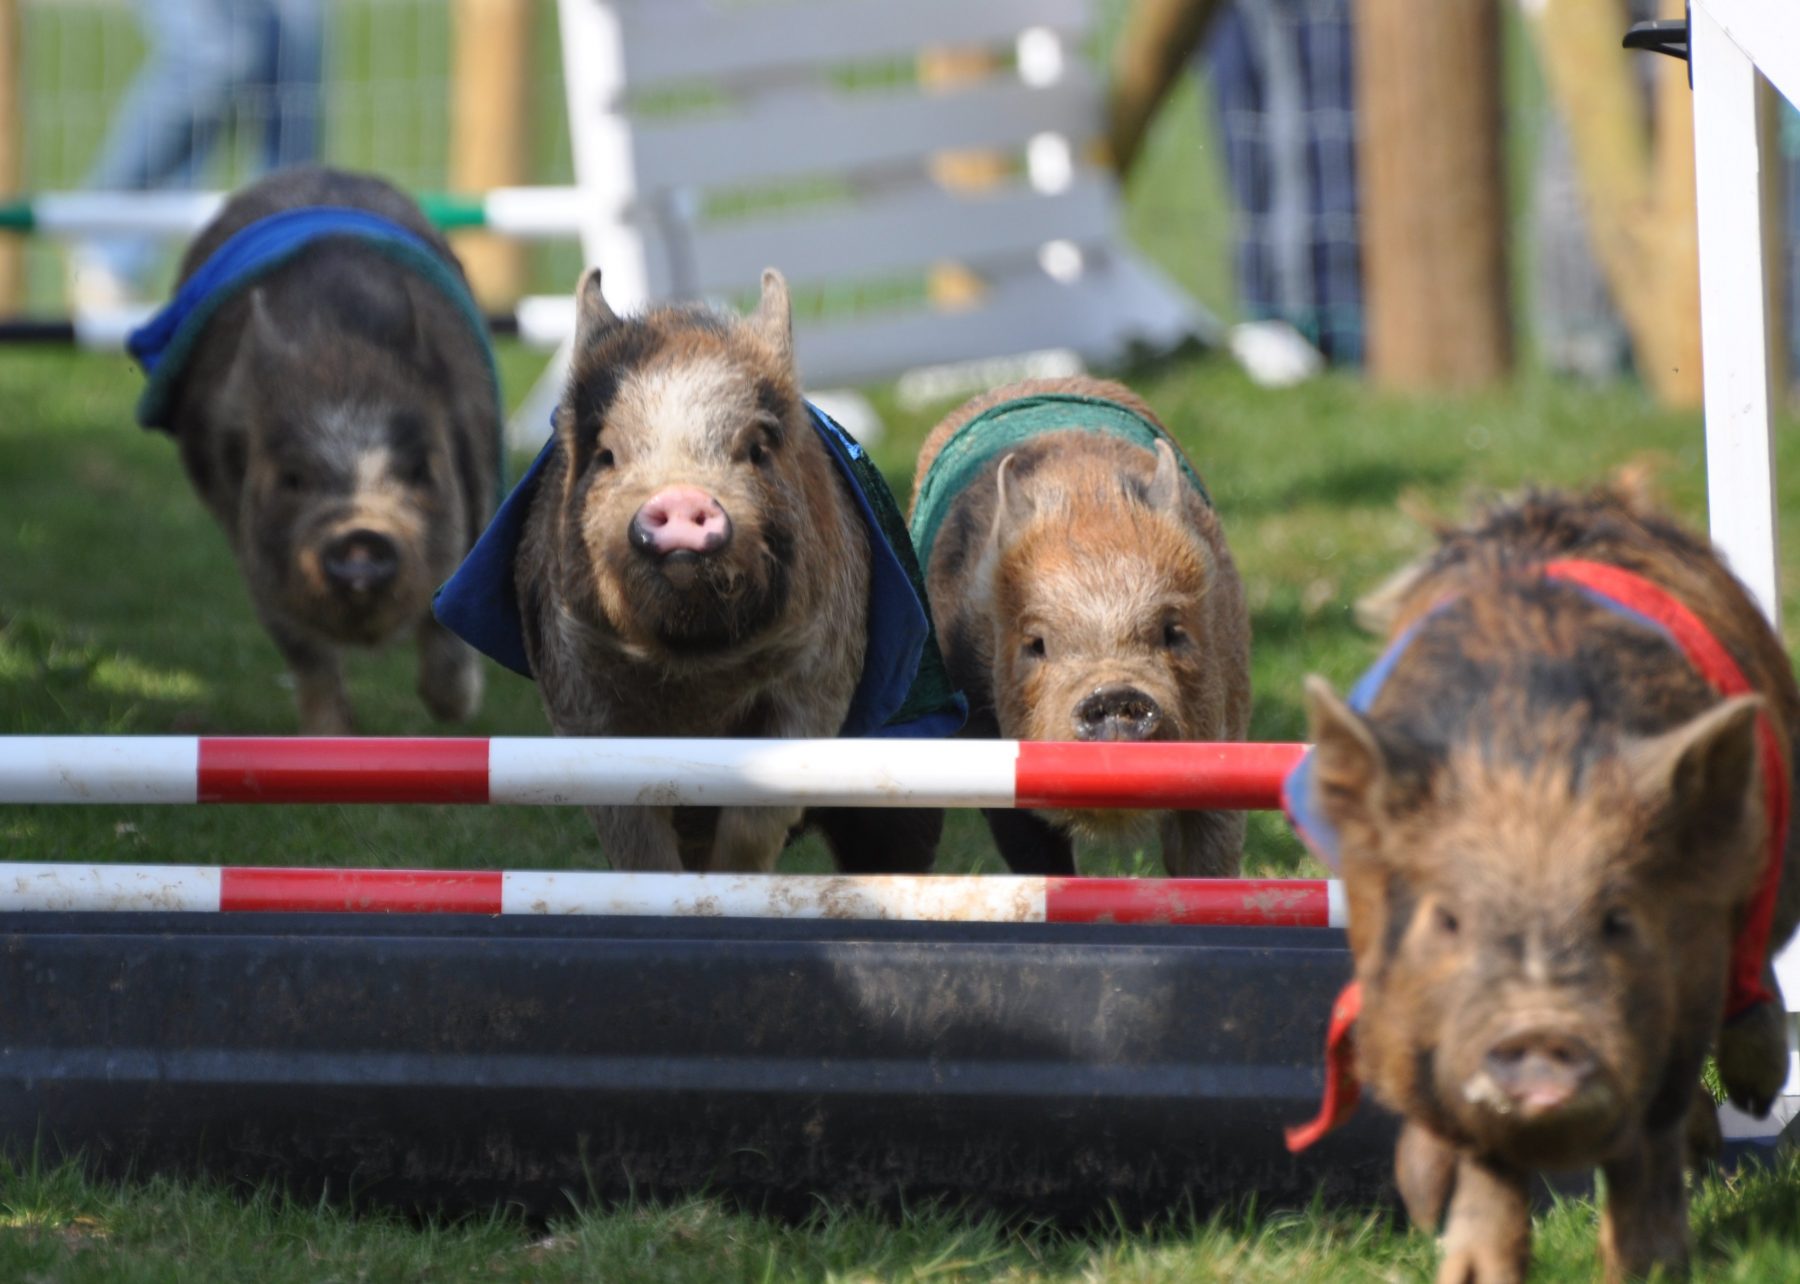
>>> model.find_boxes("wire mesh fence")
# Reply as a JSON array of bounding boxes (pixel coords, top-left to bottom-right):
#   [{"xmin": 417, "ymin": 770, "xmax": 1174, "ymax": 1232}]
[{"xmin": 12, "ymin": 0, "xmax": 579, "ymax": 310}]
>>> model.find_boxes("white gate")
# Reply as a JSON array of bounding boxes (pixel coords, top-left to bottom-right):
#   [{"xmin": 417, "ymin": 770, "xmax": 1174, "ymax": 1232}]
[
  {"xmin": 1687, "ymin": 0, "xmax": 1800, "ymax": 1138},
  {"xmin": 523, "ymin": 0, "xmax": 1210, "ymax": 432}
]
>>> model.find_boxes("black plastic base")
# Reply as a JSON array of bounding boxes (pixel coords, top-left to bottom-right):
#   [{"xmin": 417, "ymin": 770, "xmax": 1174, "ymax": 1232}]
[{"xmin": 0, "ymin": 912, "xmax": 1397, "ymax": 1219}]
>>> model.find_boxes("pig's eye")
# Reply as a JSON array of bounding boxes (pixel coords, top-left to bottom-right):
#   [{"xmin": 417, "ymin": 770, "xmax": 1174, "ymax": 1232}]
[
  {"xmin": 595, "ymin": 448, "xmax": 615, "ymax": 470},
  {"xmin": 747, "ymin": 439, "xmax": 770, "ymax": 467},
  {"xmin": 1432, "ymin": 905, "xmax": 1460, "ymax": 937},
  {"xmin": 278, "ymin": 469, "xmax": 305, "ymax": 493},
  {"xmin": 404, "ymin": 456, "xmax": 431, "ymax": 486},
  {"xmin": 1162, "ymin": 621, "xmax": 1189, "ymax": 649},
  {"xmin": 1601, "ymin": 908, "xmax": 1634, "ymax": 942},
  {"xmin": 1024, "ymin": 636, "xmax": 1047, "ymax": 661}
]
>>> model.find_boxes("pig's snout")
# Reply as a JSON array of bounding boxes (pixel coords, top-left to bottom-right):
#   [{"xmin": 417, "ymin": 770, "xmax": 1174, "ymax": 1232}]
[
  {"xmin": 1473, "ymin": 1029, "xmax": 1600, "ymax": 1118},
  {"xmin": 1073, "ymin": 684, "xmax": 1163, "ymax": 742},
  {"xmin": 323, "ymin": 528, "xmax": 400, "ymax": 595},
  {"xmin": 630, "ymin": 486, "xmax": 732, "ymax": 560}
]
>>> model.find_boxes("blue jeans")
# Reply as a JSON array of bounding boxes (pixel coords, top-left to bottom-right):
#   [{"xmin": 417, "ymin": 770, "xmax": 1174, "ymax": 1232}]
[
  {"xmin": 81, "ymin": 0, "xmax": 325, "ymax": 284},
  {"xmin": 1202, "ymin": 0, "xmax": 1363, "ymax": 366}
]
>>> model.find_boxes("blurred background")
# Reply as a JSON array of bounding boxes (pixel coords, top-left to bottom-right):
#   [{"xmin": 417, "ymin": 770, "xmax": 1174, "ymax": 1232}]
[{"xmin": 5, "ymin": 0, "xmax": 1794, "ymax": 404}]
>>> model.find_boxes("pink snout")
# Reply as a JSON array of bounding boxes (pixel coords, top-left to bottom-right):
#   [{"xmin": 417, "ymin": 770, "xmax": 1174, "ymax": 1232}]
[{"xmin": 629, "ymin": 486, "xmax": 732, "ymax": 559}]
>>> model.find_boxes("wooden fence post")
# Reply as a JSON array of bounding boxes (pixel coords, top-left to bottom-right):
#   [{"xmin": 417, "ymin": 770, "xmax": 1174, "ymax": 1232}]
[
  {"xmin": 451, "ymin": 0, "xmax": 533, "ymax": 308},
  {"xmin": 1526, "ymin": 0, "xmax": 1706, "ymax": 406},
  {"xmin": 1355, "ymin": 0, "xmax": 1512, "ymax": 389},
  {"xmin": 0, "ymin": 0, "xmax": 21, "ymax": 313},
  {"xmin": 1106, "ymin": 0, "xmax": 1225, "ymax": 181}
]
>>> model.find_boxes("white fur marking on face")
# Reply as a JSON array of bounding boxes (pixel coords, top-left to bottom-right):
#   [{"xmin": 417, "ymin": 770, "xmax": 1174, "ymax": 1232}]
[
  {"xmin": 619, "ymin": 357, "xmax": 752, "ymax": 480},
  {"xmin": 354, "ymin": 447, "xmax": 394, "ymax": 495},
  {"xmin": 1031, "ymin": 554, "xmax": 1170, "ymax": 655}
]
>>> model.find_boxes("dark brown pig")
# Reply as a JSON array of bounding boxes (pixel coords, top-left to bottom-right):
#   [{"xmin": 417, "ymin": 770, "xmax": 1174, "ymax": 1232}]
[
  {"xmin": 908, "ymin": 376, "xmax": 1251, "ymax": 876},
  {"xmin": 435, "ymin": 266, "xmax": 953, "ymax": 872},
  {"xmin": 136, "ymin": 166, "xmax": 499, "ymax": 733},
  {"xmin": 1294, "ymin": 486, "xmax": 1800, "ymax": 1283}
]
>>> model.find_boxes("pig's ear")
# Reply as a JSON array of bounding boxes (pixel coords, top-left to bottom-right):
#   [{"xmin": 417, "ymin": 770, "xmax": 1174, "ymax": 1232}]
[
  {"xmin": 990, "ymin": 453, "xmax": 1035, "ymax": 549},
  {"xmin": 574, "ymin": 267, "xmax": 619, "ymax": 350},
  {"xmin": 232, "ymin": 289, "xmax": 302, "ymax": 393},
  {"xmin": 1355, "ymin": 557, "xmax": 1430, "ymax": 636},
  {"xmin": 1303, "ymin": 675, "xmax": 1389, "ymax": 841},
  {"xmin": 1144, "ymin": 439, "xmax": 1183, "ymax": 512},
  {"xmin": 1624, "ymin": 694, "xmax": 1765, "ymax": 888},
  {"xmin": 751, "ymin": 268, "xmax": 794, "ymax": 364}
]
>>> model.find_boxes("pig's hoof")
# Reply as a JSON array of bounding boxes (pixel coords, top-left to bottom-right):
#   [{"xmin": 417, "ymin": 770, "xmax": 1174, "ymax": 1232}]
[
  {"xmin": 1684, "ymin": 1094, "xmax": 1723, "ymax": 1171},
  {"xmin": 1396, "ymin": 1120, "xmax": 1458, "ymax": 1231},
  {"xmin": 1435, "ymin": 1245, "xmax": 1525, "ymax": 1284},
  {"xmin": 1719, "ymin": 1002, "xmax": 1787, "ymax": 1117},
  {"xmin": 421, "ymin": 660, "xmax": 483, "ymax": 723}
]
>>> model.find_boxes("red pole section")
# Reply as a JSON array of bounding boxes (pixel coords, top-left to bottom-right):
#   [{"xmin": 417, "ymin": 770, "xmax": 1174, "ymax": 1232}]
[
  {"xmin": 198, "ymin": 738, "xmax": 491, "ymax": 803},
  {"xmin": 1015, "ymin": 742, "xmax": 1306, "ymax": 811},
  {"xmin": 1046, "ymin": 878, "xmax": 1337, "ymax": 926},
  {"xmin": 219, "ymin": 868, "xmax": 504, "ymax": 914}
]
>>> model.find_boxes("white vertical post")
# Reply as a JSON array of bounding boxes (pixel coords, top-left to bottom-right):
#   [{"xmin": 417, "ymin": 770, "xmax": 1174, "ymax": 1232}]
[
  {"xmin": 1690, "ymin": 2, "xmax": 1782, "ymax": 628},
  {"xmin": 1689, "ymin": 0, "xmax": 1799, "ymax": 1133}
]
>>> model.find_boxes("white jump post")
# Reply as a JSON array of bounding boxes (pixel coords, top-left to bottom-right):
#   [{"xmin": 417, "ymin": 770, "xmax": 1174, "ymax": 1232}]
[
  {"xmin": 1688, "ymin": 0, "xmax": 1800, "ymax": 1133},
  {"xmin": 517, "ymin": 0, "xmax": 1215, "ymax": 448}
]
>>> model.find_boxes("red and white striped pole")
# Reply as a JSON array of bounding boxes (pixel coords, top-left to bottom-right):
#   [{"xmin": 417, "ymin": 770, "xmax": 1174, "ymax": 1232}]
[
  {"xmin": 0, "ymin": 863, "xmax": 1345, "ymax": 926},
  {"xmin": 0, "ymin": 737, "xmax": 1306, "ymax": 811}
]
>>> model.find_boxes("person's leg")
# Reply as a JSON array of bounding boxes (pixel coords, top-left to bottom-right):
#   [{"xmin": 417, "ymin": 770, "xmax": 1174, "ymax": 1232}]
[
  {"xmin": 261, "ymin": 0, "xmax": 326, "ymax": 170},
  {"xmin": 1783, "ymin": 102, "xmax": 1800, "ymax": 390},
  {"xmin": 1294, "ymin": 0, "xmax": 1362, "ymax": 365},
  {"xmin": 75, "ymin": 0, "xmax": 240, "ymax": 298},
  {"xmin": 1203, "ymin": 4, "xmax": 1278, "ymax": 325}
]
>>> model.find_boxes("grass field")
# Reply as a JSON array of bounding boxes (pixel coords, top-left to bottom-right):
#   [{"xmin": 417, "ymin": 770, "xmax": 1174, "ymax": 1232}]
[
  {"xmin": 11, "ymin": 5, "xmax": 1800, "ymax": 1277},
  {"xmin": 8, "ymin": 342, "xmax": 1800, "ymax": 1278}
]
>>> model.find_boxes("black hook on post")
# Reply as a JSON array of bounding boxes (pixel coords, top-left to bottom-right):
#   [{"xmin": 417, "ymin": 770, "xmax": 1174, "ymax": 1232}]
[{"xmin": 1623, "ymin": 2, "xmax": 1691, "ymax": 87}]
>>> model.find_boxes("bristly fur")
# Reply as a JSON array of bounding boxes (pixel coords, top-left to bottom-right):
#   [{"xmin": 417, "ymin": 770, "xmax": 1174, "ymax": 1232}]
[
  {"xmin": 1305, "ymin": 483, "xmax": 1800, "ymax": 1283},
  {"xmin": 159, "ymin": 166, "xmax": 498, "ymax": 735},
  {"xmin": 910, "ymin": 375, "xmax": 1251, "ymax": 876},
  {"xmin": 514, "ymin": 269, "xmax": 940, "ymax": 873}
]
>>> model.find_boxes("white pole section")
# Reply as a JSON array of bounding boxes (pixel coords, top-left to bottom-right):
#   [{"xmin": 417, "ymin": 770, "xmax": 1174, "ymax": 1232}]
[{"xmin": 1691, "ymin": 3, "xmax": 1783, "ymax": 627}]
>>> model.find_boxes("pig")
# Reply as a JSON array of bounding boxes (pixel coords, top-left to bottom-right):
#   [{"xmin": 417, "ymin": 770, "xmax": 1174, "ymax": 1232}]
[
  {"xmin": 137, "ymin": 166, "xmax": 499, "ymax": 734},
  {"xmin": 1295, "ymin": 486, "xmax": 1800, "ymax": 1283},
  {"xmin": 908, "ymin": 376, "xmax": 1251, "ymax": 876},
  {"xmin": 468, "ymin": 266, "xmax": 946, "ymax": 873}
]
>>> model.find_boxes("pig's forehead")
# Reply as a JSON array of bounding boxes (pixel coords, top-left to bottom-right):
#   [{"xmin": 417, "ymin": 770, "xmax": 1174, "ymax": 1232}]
[
  {"xmin": 1389, "ymin": 751, "xmax": 1644, "ymax": 881},
  {"xmin": 270, "ymin": 401, "xmax": 406, "ymax": 458},
  {"xmin": 1018, "ymin": 544, "xmax": 1199, "ymax": 615},
  {"xmin": 614, "ymin": 353, "xmax": 760, "ymax": 420}
]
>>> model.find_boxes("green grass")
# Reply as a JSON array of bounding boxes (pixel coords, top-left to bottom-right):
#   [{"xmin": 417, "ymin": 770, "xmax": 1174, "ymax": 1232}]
[
  {"xmin": 5, "ymin": 1148, "xmax": 1800, "ymax": 1281},
  {"xmin": 7, "ymin": 342, "xmax": 1800, "ymax": 1276},
  {"xmin": 11, "ymin": 4, "xmax": 1800, "ymax": 1276}
]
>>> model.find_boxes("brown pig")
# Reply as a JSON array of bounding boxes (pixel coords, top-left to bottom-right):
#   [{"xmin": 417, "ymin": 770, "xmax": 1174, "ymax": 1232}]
[
  {"xmin": 131, "ymin": 166, "xmax": 500, "ymax": 734},
  {"xmin": 1291, "ymin": 486, "xmax": 1800, "ymax": 1283},
  {"xmin": 908, "ymin": 377, "xmax": 1250, "ymax": 876},
  {"xmin": 432, "ymin": 267, "xmax": 961, "ymax": 872}
]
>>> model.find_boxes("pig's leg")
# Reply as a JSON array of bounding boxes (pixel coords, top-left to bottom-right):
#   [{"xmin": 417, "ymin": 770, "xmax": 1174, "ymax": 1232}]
[
  {"xmin": 1684, "ymin": 1082, "xmax": 1722, "ymax": 1170},
  {"xmin": 1435, "ymin": 1153, "xmax": 1530, "ymax": 1284},
  {"xmin": 1160, "ymin": 810, "xmax": 1246, "ymax": 877},
  {"xmin": 588, "ymin": 804, "xmax": 683, "ymax": 871},
  {"xmin": 271, "ymin": 628, "xmax": 354, "ymax": 735},
  {"xmin": 1394, "ymin": 1118, "xmax": 1458, "ymax": 1232},
  {"xmin": 1599, "ymin": 1124, "xmax": 1689, "ymax": 1283},
  {"xmin": 1717, "ymin": 986, "xmax": 1788, "ymax": 1116},
  {"xmin": 416, "ymin": 617, "xmax": 483, "ymax": 723},
  {"xmin": 983, "ymin": 808, "xmax": 1076, "ymax": 875},
  {"xmin": 709, "ymin": 805, "xmax": 805, "ymax": 872},
  {"xmin": 813, "ymin": 807, "xmax": 942, "ymax": 874}
]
